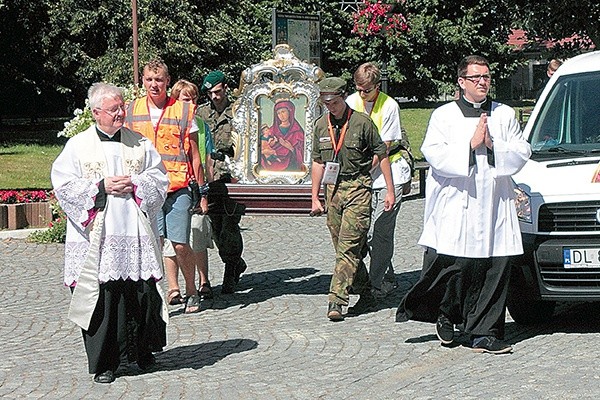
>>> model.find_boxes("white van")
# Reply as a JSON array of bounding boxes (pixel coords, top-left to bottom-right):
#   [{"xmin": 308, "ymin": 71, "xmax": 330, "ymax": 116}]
[{"xmin": 509, "ymin": 51, "xmax": 600, "ymax": 324}]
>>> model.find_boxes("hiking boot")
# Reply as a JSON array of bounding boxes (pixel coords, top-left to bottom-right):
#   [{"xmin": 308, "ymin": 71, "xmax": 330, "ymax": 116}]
[
  {"xmin": 327, "ymin": 302, "xmax": 344, "ymax": 321},
  {"xmin": 222, "ymin": 264, "xmax": 237, "ymax": 294},
  {"xmin": 234, "ymin": 259, "xmax": 247, "ymax": 284},
  {"xmin": 472, "ymin": 336, "xmax": 513, "ymax": 354},
  {"xmin": 435, "ymin": 314, "xmax": 454, "ymax": 345},
  {"xmin": 347, "ymin": 292, "xmax": 376, "ymax": 315},
  {"xmin": 198, "ymin": 283, "xmax": 213, "ymax": 300},
  {"xmin": 221, "ymin": 277, "xmax": 236, "ymax": 294}
]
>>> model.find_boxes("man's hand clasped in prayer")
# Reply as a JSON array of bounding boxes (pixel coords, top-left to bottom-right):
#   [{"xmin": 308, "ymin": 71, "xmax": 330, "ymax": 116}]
[{"xmin": 104, "ymin": 176, "xmax": 134, "ymax": 196}]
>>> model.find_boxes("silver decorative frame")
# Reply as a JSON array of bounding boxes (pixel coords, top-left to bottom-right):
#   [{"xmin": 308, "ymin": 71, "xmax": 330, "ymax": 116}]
[{"xmin": 230, "ymin": 45, "xmax": 324, "ymax": 184}]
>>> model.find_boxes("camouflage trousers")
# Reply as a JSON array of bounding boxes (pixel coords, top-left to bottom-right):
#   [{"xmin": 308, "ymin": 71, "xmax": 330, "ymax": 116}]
[{"xmin": 325, "ymin": 178, "xmax": 372, "ymax": 305}]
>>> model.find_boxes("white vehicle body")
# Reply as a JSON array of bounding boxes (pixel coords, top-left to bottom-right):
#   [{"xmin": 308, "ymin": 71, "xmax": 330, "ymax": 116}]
[{"xmin": 509, "ymin": 51, "xmax": 600, "ymax": 323}]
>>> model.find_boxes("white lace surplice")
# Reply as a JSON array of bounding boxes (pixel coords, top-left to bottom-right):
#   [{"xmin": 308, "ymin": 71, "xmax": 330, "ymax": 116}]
[{"xmin": 51, "ymin": 126, "xmax": 168, "ymax": 286}]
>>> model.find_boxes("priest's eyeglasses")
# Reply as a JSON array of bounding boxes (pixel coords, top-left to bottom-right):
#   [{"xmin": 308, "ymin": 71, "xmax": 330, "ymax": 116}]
[
  {"xmin": 97, "ymin": 105, "xmax": 126, "ymax": 116},
  {"xmin": 461, "ymin": 74, "xmax": 492, "ymax": 83}
]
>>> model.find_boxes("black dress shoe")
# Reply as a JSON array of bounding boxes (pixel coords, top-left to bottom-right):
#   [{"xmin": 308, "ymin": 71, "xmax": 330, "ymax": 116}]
[
  {"xmin": 221, "ymin": 275, "xmax": 236, "ymax": 294},
  {"xmin": 93, "ymin": 370, "xmax": 115, "ymax": 384}
]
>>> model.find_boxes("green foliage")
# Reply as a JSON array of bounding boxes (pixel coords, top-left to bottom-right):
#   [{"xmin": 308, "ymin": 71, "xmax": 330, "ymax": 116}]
[
  {"xmin": 510, "ymin": 1, "xmax": 598, "ymax": 56},
  {"xmin": 343, "ymin": 0, "xmax": 518, "ymax": 99},
  {"xmin": 28, "ymin": 197, "xmax": 66, "ymax": 243},
  {"xmin": 28, "ymin": 217, "xmax": 66, "ymax": 243},
  {"xmin": 5, "ymin": 0, "xmax": 582, "ymax": 112}
]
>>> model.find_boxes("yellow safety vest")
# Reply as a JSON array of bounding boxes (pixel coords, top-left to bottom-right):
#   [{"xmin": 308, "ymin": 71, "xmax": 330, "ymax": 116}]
[
  {"xmin": 125, "ymin": 97, "xmax": 194, "ymax": 192},
  {"xmin": 348, "ymin": 92, "xmax": 403, "ymax": 163}
]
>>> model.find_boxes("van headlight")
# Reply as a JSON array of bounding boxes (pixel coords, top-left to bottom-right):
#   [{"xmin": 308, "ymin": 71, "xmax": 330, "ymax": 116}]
[{"xmin": 514, "ymin": 186, "xmax": 531, "ymax": 223}]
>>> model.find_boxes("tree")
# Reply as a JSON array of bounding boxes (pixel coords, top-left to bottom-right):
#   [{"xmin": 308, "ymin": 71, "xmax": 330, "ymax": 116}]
[
  {"xmin": 0, "ymin": 0, "xmax": 68, "ymax": 118},
  {"xmin": 344, "ymin": 0, "xmax": 519, "ymax": 99},
  {"xmin": 1, "ymin": 0, "xmax": 525, "ymax": 117},
  {"xmin": 510, "ymin": 1, "xmax": 598, "ymax": 55}
]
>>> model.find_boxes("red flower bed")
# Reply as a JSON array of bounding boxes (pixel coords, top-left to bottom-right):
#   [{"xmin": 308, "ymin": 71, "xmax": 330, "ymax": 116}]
[{"xmin": 0, "ymin": 190, "xmax": 50, "ymax": 204}]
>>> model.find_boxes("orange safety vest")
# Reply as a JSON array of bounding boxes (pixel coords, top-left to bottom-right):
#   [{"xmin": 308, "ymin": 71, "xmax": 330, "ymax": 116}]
[{"xmin": 125, "ymin": 97, "xmax": 194, "ymax": 192}]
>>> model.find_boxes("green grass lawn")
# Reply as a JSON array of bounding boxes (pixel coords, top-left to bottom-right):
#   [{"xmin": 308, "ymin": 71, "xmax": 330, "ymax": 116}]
[
  {"xmin": 0, "ymin": 144, "xmax": 63, "ymax": 189},
  {"xmin": 0, "ymin": 109, "xmax": 433, "ymax": 189},
  {"xmin": 1, "ymin": 104, "xmax": 533, "ymax": 189},
  {"xmin": 400, "ymin": 107, "xmax": 433, "ymax": 160}
]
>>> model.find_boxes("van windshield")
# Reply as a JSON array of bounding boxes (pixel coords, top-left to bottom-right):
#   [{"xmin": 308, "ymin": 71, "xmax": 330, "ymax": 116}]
[{"xmin": 530, "ymin": 71, "xmax": 600, "ymax": 159}]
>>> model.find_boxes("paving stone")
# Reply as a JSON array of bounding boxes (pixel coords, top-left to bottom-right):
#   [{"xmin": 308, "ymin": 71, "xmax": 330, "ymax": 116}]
[{"xmin": 1, "ymin": 198, "xmax": 599, "ymax": 398}]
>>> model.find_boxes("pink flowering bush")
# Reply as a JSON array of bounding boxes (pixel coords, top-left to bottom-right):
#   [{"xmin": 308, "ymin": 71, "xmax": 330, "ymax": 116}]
[
  {"xmin": 0, "ymin": 190, "xmax": 50, "ymax": 204},
  {"xmin": 352, "ymin": 0, "xmax": 409, "ymax": 37}
]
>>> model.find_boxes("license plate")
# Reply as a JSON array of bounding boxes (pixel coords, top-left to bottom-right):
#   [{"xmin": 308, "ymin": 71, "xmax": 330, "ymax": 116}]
[{"xmin": 563, "ymin": 248, "xmax": 600, "ymax": 269}]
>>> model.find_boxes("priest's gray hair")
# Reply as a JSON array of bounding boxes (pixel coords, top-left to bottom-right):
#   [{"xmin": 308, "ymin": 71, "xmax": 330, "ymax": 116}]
[{"xmin": 88, "ymin": 83, "xmax": 124, "ymax": 110}]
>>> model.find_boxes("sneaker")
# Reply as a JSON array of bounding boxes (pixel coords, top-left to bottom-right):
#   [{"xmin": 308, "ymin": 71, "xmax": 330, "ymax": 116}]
[
  {"xmin": 327, "ymin": 302, "xmax": 344, "ymax": 321},
  {"xmin": 472, "ymin": 336, "xmax": 513, "ymax": 354},
  {"xmin": 380, "ymin": 279, "xmax": 398, "ymax": 296},
  {"xmin": 347, "ymin": 292, "xmax": 376, "ymax": 315},
  {"xmin": 435, "ymin": 314, "xmax": 454, "ymax": 345}
]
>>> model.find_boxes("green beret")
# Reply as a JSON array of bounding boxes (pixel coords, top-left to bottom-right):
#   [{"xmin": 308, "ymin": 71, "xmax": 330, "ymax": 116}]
[
  {"xmin": 201, "ymin": 70, "xmax": 225, "ymax": 92},
  {"xmin": 318, "ymin": 77, "xmax": 347, "ymax": 101}
]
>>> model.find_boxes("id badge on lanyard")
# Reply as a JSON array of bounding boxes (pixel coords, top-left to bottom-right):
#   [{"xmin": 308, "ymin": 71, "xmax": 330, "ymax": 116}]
[
  {"xmin": 321, "ymin": 111, "xmax": 351, "ymax": 185},
  {"xmin": 322, "ymin": 161, "xmax": 340, "ymax": 185}
]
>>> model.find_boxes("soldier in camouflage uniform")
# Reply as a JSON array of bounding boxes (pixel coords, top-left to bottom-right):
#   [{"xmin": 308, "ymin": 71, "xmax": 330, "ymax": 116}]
[
  {"xmin": 311, "ymin": 77, "xmax": 396, "ymax": 321},
  {"xmin": 197, "ymin": 71, "xmax": 247, "ymax": 294}
]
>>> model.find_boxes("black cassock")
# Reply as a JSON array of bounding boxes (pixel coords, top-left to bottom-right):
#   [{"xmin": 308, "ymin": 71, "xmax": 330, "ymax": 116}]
[{"xmin": 396, "ymin": 247, "xmax": 511, "ymax": 339}]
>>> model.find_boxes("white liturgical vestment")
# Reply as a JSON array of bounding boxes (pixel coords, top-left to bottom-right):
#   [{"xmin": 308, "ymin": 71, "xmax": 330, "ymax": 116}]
[
  {"xmin": 51, "ymin": 125, "xmax": 169, "ymax": 329},
  {"xmin": 418, "ymin": 99, "xmax": 531, "ymax": 258}
]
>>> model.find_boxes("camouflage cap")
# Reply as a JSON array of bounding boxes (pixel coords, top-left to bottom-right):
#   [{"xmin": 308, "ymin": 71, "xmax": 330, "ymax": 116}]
[
  {"xmin": 201, "ymin": 70, "xmax": 225, "ymax": 92},
  {"xmin": 318, "ymin": 77, "xmax": 347, "ymax": 101}
]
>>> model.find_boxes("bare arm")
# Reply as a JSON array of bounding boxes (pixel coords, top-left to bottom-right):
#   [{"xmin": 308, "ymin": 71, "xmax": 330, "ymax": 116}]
[
  {"xmin": 310, "ymin": 161, "xmax": 325, "ymax": 215},
  {"xmin": 189, "ymin": 131, "xmax": 208, "ymax": 213},
  {"xmin": 378, "ymin": 155, "xmax": 396, "ymax": 211}
]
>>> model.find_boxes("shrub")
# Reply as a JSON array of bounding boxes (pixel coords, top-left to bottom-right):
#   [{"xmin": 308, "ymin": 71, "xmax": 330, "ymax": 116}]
[
  {"xmin": 58, "ymin": 85, "xmax": 145, "ymax": 138},
  {"xmin": 27, "ymin": 194, "xmax": 66, "ymax": 243}
]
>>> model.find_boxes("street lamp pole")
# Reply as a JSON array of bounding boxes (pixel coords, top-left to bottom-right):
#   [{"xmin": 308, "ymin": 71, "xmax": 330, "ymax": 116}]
[
  {"xmin": 131, "ymin": 0, "xmax": 139, "ymax": 91},
  {"xmin": 381, "ymin": 59, "xmax": 388, "ymax": 94}
]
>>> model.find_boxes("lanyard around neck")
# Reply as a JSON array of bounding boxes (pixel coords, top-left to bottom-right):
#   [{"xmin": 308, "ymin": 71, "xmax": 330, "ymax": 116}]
[{"xmin": 327, "ymin": 110, "xmax": 352, "ymax": 159}]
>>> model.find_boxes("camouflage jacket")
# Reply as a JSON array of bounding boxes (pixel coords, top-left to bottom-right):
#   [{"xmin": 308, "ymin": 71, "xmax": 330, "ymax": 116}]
[{"xmin": 197, "ymin": 101, "xmax": 235, "ymax": 181}]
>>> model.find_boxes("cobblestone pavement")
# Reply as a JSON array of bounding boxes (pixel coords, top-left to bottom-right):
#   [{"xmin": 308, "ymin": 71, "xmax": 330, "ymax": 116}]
[{"xmin": 1, "ymin": 197, "xmax": 600, "ymax": 399}]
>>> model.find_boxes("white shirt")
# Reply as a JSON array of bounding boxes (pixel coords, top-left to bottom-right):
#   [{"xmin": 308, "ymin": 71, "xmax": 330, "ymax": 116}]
[
  {"xmin": 149, "ymin": 106, "xmax": 199, "ymax": 133},
  {"xmin": 347, "ymin": 92, "xmax": 411, "ymax": 189}
]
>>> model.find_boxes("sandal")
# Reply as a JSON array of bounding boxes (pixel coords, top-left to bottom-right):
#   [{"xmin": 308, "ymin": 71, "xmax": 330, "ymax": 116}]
[
  {"xmin": 185, "ymin": 294, "xmax": 201, "ymax": 313},
  {"xmin": 167, "ymin": 288, "xmax": 184, "ymax": 306}
]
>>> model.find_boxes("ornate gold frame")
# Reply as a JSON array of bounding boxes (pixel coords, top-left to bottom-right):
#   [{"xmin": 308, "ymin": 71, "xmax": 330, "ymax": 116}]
[{"xmin": 230, "ymin": 45, "xmax": 324, "ymax": 184}]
